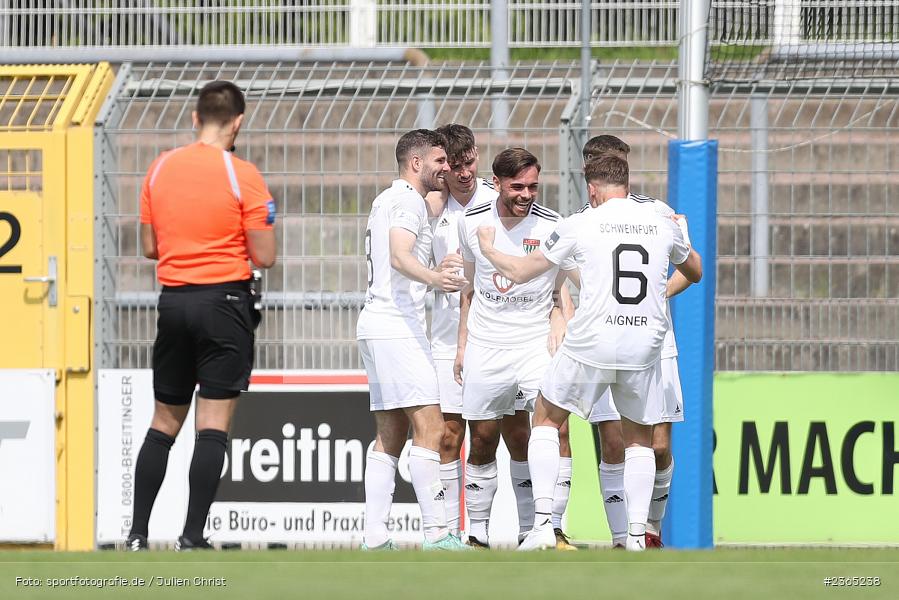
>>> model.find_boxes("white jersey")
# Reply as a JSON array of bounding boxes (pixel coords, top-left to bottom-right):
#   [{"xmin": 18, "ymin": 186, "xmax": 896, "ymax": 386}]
[
  {"xmin": 545, "ymin": 195, "xmax": 690, "ymax": 370},
  {"xmin": 356, "ymin": 179, "xmax": 433, "ymax": 340},
  {"xmin": 577, "ymin": 192, "xmax": 679, "ymax": 358},
  {"xmin": 459, "ymin": 200, "xmax": 575, "ymax": 348},
  {"xmin": 430, "ymin": 178, "xmax": 498, "ymax": 359}
]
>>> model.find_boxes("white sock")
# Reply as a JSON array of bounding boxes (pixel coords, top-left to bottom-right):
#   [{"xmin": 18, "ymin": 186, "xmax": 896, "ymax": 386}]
[
  {"xmin": 527, "ymin": 426, "xmax": 560, "ymax": 528},
  {"xmin": 552, "ymin": 457, "xmax": 573, "ymax": 530},
  {"xmin": 464, "ymin": 461, "xmax": 498, "ymax": 543},
  {"xmin": 599, "ymin": 460, "xmax": 627, "ymax": 545},
  {"xmin": 509, "ymin": 460, "xmax": 534, "ymax": 535},
  {"xmin": 647, "ymin": 458, "xmax": 674, "ymax": 535},
  {"xmin": 408, "ymin": 446, "xmax": 448, "ymax": 543},
  {"xmin": 624, "ymin": 446, "xmax": 656, "ymax": 536},
  {"xmin": 440, "ymin": 459, "xmax": 463, "ymax": 536},
  {"xmin": 364, "ymin": 449, "xmax": 398, "ymax": 548}
]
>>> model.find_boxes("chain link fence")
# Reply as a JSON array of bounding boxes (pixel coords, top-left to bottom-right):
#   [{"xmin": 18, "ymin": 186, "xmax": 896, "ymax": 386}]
[
  {"xmin": 711, "ymin": 84, "xmax": 898, "ymax": 371},
  {"xmin": 97, "ymin": 60, "xmax": 585, "ymax": 369},
  {"xmin": 707, "ymin": 1, "xmax": 899, "ymax": 369},
  {"xmin": 95, "ymin": 57, "xmax": 898, "ymax": 372}
]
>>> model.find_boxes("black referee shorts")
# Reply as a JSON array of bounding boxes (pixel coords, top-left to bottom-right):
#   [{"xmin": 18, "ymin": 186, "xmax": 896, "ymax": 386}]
[{"xmin": 152, "ymin": 280, "xmax": 256, "ymax": 405}]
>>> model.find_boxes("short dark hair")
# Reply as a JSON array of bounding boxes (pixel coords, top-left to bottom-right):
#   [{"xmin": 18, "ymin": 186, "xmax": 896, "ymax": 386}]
[
  {"xmin": 196, "ymin": 81, "xmax": 246, "ymax": 126},
  {"xmin": 584, "ymin": 155, "xmax": 629, "ymax": 187},
  {"xmin": 435, "ymin": 123, "xmax": 476, "ymax": 164},
  {"xmin": 395, "ymin": 129, "xmax": 447, "ymax": 166},
  {"xmin": 582, "ymin": 135, "xmax": 630, "ymax": 162},
  {"xmin": 492, "ymin": 147, "xmax": 541, "ymax": 179}
]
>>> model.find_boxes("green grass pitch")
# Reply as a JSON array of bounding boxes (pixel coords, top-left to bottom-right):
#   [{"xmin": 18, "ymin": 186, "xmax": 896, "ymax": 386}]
[{"xmin": 1, "ymin": 548, "xmax": 897, "ymax": 599}]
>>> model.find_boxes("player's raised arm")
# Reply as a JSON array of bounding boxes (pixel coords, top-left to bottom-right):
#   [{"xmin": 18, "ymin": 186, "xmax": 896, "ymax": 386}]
[
  {"xmin": 667, "ymin": 254, "xmax": 700, "ymax": 297},
  {"xmin": 476, "ymin": 224, "xmax": 554, "ymax": 284},
  {"xmin": 389, "ymin": 226, "xmax": 467, "ymax": 292},
  {"xmin": 675, "ymin": 249, "xmax": 702, "ymax": 283},
  {"xmin": 669, "ymin": 213, "xmax": 702, "ymax": 283},
  {"xmin": 425, "ymin": 187, "xmax": 449, "ymax": 211},
  {"xmin": 435, "ymin": 250, "xmax": 464, "ymax": 274}
]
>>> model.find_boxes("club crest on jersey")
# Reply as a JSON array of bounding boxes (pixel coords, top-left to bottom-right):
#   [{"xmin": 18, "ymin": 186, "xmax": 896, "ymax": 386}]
[
  {"xmin": 522, "ymin": 238, "xmax": 540, "ymax": 254},
  {"xmin": 493, "ymin": 272, "xmax": 514, "ymax": 293}
]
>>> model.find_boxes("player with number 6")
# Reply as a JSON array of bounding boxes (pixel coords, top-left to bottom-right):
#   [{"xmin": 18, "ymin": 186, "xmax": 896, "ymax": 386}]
[{"xmin": 476, "ymin": 155, "xmax": 702, "ymax": 551}]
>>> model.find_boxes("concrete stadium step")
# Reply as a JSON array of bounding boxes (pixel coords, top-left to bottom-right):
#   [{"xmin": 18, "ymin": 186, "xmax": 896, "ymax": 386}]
[
  {"xmin": 716, "ymin": 257, "xmax": 898, "ymax": 299},
  {"xmin": 717, "ymin": 217, "xmax": 899, "ymax": 259},
  {"xmin": 114, "ymin": 135, "xmax": 899, "ymax": 179},
  {"xmin": 715, "ymin": 298, "xmax": 899, "ymax": 342},
  {"xmin": 715, "ymin": 340, "xmax": 897, "ymax": 371},
  {"xmin": 112, "ymin": 173, "xmax": 899, "ymax": 217}
]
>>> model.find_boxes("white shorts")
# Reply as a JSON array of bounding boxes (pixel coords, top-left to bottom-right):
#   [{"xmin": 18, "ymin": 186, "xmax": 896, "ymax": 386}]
[
  {"xmin": 587, "ymin": 356, "xmax": 684, "ymax": 423},
  {"xmin": 358, "ymin": 338, "xmax": 439, "ymax": 411},
  {"xmin": 461, "ymin": 340, "xmax": 549, "ymax": 420},
  {"xmin": 435, "ymin": 358, "xmax": 463, "ymax": 414},
  {"xmin": 541, "ymin": 352, "xmax": 664, "ymax": 426}
]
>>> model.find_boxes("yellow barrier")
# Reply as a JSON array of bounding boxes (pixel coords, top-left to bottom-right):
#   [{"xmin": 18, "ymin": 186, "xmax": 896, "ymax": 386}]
[{"xmin": 0, "ymin": 63, "xmax": 114, "ymax": 550}]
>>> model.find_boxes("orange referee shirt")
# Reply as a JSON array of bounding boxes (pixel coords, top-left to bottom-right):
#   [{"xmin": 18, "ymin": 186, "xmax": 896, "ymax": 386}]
[{"xmin": 140, "ymin": 142, "xmax": 275, "ymax": 286}]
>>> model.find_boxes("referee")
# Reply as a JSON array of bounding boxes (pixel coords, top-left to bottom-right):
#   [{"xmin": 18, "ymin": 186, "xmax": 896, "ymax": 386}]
[{"xmin": 127, "ymin": 81, "xmax": 276, "ymax": 551}]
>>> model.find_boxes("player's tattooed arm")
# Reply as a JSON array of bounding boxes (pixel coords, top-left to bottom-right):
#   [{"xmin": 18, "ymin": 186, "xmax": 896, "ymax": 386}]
[
  {"xmin": 476, "ymin": 225, "xmax": 554, "ymax": 284},
  {"xmin": 140, "ymin": 223, "xmax": 159, "ymax": 260},
  {"xmin": 454, "ymin": 259, "xmax": 476, "ymax": 385},
  {"xmin": 390, "ymin": 227, "xmax": 467, "ymax": 292}
]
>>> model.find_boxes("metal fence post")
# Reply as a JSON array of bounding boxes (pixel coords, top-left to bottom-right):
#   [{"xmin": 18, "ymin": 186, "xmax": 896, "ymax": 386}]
[
  {"xmin": 580, "ymin": 0, "xmax": 592, "ymax": 150},
  {"xmin": 751, "ymin": 94, "xmax": 769, "ymax": 297},
  {"xmin": 678, "ymin": 0, "xmax": 709, "ymax": 140},
  {"xmin": 416, "ymin": 92, "xmax": 436, "ymax": 129},
  {"xmin": 0, "ymin": 0, "xmax": 9, "ymax": 47},
  {"xmin": 94, "ymin": 63, "xmax": 131, "ymax": 369},
  {"xmin": 774, "ymin": 0, "xmax": 802, "ymax": 45},
  {"xmin": 491, "ymin": 0, "xmax": 510, "ymax": 137},
  {"xmin": 559, "ymin": 90, "xmax": 583, "ymax": 217},
  {"xmin": 349, "ymin": 0, "xmax": 377, "ymax": 47}
]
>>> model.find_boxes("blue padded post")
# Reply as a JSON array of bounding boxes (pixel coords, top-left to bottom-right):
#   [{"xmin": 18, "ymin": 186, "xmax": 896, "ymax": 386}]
[{"xmin": 663, "ymin": 140, "xmax": 717, "ymax": 549}]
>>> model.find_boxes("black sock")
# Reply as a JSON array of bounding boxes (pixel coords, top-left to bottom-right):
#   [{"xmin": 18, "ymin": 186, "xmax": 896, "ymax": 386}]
[
  {"xmin": 182, "ymin": 429, "xmax": 228, "ymax": 541},
  {"xmin": 130, "ymin": 428, "xmax": 176, "ymax": 537}
]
